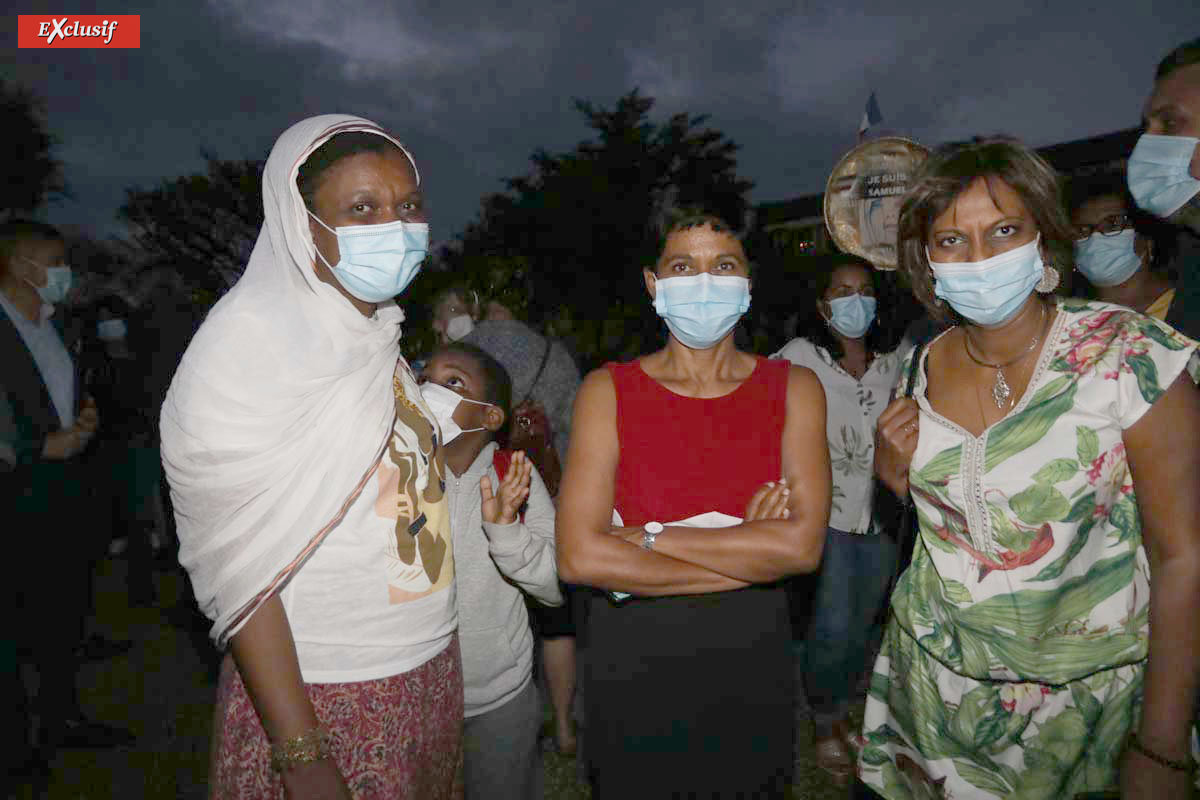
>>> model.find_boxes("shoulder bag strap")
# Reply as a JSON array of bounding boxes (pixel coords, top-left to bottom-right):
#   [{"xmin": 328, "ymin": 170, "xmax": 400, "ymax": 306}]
[{"xmin": 517, "ymin": 336, "xmax": 553, "ymax": 407}]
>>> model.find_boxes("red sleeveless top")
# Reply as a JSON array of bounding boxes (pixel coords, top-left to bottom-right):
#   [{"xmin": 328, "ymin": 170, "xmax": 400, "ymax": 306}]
[{"xmin": 607, "ymin": 356, "xmax": 789, "ymax": 527}]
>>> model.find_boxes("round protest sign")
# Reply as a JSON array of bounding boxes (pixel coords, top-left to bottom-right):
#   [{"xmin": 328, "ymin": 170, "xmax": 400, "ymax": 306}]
[{"xmin": 823, "ymin": 137, "xmax": 929, "ymax": 270}]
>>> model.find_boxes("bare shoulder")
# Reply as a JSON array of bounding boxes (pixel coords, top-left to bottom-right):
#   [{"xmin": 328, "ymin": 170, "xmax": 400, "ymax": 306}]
[
  {"xmin": 578, "ymin": 366, "xmax": 616, "ymax": 400},
  {"xmin": 572, "ymin": 367, "xmax": 618, "ymax": 430},
  {"xmin": 785, "ymin": 363, "xmax": 824, "ymax": 400}
]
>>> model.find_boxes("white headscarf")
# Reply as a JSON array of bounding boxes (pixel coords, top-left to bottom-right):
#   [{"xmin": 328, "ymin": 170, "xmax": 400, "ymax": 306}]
[{"xmin": 160, "ymin": 114, "xmax": 418, "ymax": 646}]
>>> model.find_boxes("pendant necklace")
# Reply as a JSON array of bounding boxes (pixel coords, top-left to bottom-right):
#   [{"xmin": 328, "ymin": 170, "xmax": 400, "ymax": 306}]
[{"xmin": 962, "ymin": 303, "xmax": 1047, "ymax": 409}]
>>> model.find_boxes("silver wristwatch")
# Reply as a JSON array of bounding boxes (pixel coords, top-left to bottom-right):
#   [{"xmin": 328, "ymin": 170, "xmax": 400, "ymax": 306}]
[{"xmin": 641, "ymin": 521, "xmax": 663, "ymax": 551}]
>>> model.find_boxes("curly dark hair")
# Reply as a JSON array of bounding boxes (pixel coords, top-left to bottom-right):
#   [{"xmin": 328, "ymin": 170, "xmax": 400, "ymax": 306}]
[{"xmin": 896, "ymin": 137, "xmax": 1073, "ymax": 323}]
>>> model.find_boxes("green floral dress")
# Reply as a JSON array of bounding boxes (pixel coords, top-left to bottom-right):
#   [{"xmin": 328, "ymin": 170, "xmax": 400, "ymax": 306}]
[{"xmin": 858, "ymin": 299, "xmax": 1200, "ymax": 799}]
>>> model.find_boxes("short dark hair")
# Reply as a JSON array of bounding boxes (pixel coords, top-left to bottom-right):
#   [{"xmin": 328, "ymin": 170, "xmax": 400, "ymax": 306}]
[
  {"xmin": 897, "ymin": 137, "xmax": 1072, "ymax": 322},
  {"xmin": 1065, "ymin": 170, "xmax": 1177, "ymax": 274},
  {"xmin": 296, "ymin": 131, "xmax": 409, "ymax": 211},
  {"xmin": 0, "ymin": 219, "xmax": 64, "ymax": 273},
  {"xmin": 656, "ymin": 214, "xmax": 752, "ymax": 276},
  {"xmin": 1156, "ymin": 37, "xmax": 1200, "ymax": 82},
  {"xmin": 435, "ymin": 341, "xmax": 513, "ymax": 433},
  {"xmin": 659, "ymin": 214, "xmax": 737, "ymax": 250}
]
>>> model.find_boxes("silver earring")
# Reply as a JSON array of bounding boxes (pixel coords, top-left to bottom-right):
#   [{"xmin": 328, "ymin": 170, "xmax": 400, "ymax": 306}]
[{"xmin": 1036, "ymin": 264, "xmax": 1060, "ymax": 293}]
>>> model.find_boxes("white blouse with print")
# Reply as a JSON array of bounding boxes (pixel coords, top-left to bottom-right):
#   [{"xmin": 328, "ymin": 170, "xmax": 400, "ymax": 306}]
[{"xmin": 771, "ymin": 338, "xmax": 903, "ymax": 534}]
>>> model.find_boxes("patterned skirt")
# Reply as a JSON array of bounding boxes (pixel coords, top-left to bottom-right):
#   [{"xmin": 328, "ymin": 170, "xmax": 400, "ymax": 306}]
[
  {"xmin": 209, "ymin": 638, "xmax": 464, "ymax": 799},
  {"xmin": 857, "ymin": 620, "xmax": 1200, "ymax": 799}
]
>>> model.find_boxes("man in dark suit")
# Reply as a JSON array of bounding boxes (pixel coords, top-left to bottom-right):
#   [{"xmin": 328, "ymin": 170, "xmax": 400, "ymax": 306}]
[{"xmin": 0, "ymin": 220, "xmax": 133, "ymax": 784}]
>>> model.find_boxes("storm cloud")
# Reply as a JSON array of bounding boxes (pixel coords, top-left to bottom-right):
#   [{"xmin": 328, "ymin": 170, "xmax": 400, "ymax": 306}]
[{"xmin": 8, "ymin": 0, "xmax": 1195, "ymax": 240}]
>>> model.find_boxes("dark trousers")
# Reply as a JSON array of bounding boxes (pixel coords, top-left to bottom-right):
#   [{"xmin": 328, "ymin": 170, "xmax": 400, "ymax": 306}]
[{"xmin": 8, "ymin": 460, "xmax": 94, "ymax": 739}]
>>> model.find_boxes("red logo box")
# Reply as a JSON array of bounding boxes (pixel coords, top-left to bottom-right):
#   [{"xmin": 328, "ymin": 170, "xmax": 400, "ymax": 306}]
[{"xmin": 18, "ymin": 15, "xmax": 140, "ymax": 48}]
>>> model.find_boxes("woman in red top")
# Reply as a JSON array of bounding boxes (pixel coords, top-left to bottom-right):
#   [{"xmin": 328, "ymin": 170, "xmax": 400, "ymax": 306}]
[{"xmin": 556, "ymin": 215, "xmax": 831, "ymax": 798}]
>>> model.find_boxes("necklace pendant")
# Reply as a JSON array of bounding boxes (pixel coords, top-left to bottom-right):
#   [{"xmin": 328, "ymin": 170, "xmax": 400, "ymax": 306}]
[{"xmin": 992, "ymin": 369, "xmax": 1012, "ymax": 408}]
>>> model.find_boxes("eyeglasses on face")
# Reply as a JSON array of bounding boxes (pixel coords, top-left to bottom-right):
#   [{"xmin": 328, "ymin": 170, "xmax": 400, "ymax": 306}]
[{"xmin": 1072, "ymin": 214, "xmax": 1132, "ymax": 241}]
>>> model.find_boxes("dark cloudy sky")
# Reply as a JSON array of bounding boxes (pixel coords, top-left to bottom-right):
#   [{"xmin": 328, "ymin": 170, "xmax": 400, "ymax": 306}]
[{"xmin": 6, "ymin": 0, "xmax": 1196, "ymax": 243}]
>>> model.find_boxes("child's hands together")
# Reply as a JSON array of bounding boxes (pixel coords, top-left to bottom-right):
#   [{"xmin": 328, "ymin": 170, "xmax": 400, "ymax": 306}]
[{"xmin": 480, "ymin": 450, "xmax": 532, "ymax": 525}]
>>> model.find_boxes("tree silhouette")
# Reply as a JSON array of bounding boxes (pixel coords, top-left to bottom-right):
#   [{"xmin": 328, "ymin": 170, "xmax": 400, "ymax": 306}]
[
  {"xmin": 120, "ymin": 156, "xmax": 264, "ymax": 295},
  {"xmin": 1, "ymin": 81, "xmax": 66, "ymax": 215},
  {"xmin": 450, "ymin": 89, "xmax": 754, "ymax": 366}
]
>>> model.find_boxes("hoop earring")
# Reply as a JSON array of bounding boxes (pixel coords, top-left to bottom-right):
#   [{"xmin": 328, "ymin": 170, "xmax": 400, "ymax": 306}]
[{"xmin": 1036, "ymin": 264, "xmax": 1060, "ymax": 294}]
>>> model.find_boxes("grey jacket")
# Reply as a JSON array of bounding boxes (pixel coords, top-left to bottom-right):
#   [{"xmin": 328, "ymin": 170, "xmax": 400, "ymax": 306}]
[{"xmin": 447, "ymin": 441, "xmax": 561, "ymax": 717}]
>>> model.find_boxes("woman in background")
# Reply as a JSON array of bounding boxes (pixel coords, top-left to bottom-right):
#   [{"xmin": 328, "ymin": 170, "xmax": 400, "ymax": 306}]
[
  {"xmin": 771, "ymin": 255, "xmax": 901, "ymax": 785},
  {"xmin": 1067, "ymin": 170, "xmax": 1200, "ymax": 338}
]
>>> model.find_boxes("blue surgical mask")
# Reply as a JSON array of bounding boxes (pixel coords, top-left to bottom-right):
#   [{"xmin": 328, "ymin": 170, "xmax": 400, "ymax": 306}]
[
  {"xmin": 827, "ymin": 294, "xmax": 877, "ymax": 339},
  {"xmin": 652, "ymin": 273, "xmax": 750, "ymax": 350},
  {"xmin": 308, "ymin": 213, "xmax": 429, "ymax": 303},
  {"xmin": 21, "ymin": 260, "xmax": 73, "ymax": 306},
  {"xmin": 1074, "ymin": 229, "xmax": 1143, "ymax": 288},
  {"xmin": 97, "ymin": 318, "xmax": 128, "ymax": 341},
  {"xmin": 1127, "ymin": 134, "xmax": 1200, "ymax": 218},
  {"xmin": 928, "ymin": 235, "xmax": 1043, "ymax": 326}
]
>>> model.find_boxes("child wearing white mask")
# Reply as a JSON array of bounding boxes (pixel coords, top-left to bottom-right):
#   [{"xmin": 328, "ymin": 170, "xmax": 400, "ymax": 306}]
[{"xmin": 419, "ymin": 341, "xmax": 561, "ymax": 800}]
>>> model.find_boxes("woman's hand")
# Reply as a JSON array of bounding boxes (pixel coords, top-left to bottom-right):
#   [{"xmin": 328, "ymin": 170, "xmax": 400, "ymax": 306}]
[
  {"xmin": 281, "ymin": 757, "xmax": 354, "ymax": 799},
  {"xmin": 481, "ymin": 450, "xmax": 532, "ymax": 526},
  {"xmin": 1118, "ymin": 743, "xmax": 1197, "ymax": 799},
  {"xmin": 744, "ymin": 481, "xmax": 791, "ymax": 522},
  {"xmin": 874, "ymin": 397, "xmax": 919, "ymax": 497}
]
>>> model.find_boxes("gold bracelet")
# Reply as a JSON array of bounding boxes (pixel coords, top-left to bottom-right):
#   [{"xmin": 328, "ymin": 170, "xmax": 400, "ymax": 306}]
[
  {"xmin": 269, "ymin": 726, "xmax": 332, "ymax": 773},
  {"xmin": 1127, "ymin": 731, "xmax": 1197, "ymax": 775}
]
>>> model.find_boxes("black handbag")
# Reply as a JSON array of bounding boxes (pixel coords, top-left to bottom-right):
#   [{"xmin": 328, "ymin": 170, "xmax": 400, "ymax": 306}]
[{"xmin": 874, "ymin": 341, "xmax": 925, "ymax": 607}]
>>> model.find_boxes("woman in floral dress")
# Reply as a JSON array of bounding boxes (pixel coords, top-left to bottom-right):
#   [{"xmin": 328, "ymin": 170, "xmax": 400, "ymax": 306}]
[{"xmin": 863, "ymin": 138, "xmax": 1200, "ymax": 799}]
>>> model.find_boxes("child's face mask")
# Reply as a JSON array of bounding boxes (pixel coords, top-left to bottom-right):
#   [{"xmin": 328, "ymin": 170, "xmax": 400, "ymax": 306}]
[{"xmin": 419, "ymin": 380, "xmax": 493, "ymax": 444}]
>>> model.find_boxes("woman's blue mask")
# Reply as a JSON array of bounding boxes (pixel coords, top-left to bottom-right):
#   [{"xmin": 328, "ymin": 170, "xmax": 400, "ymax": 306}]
[
  {"xmin": 652, "ymin": 273, "xmax": 750, "ymax": 350},
  {"xmin": 827, "ymin": 294, "xmax": 876, "ymax": 339},
  {"xmin": 309, "ymin": 213, "xmax": 429, "ymax": 303},
  {"xmin": 1127, "ymin": 134, "xmax": 1200, "ymax": 218},
  {"xmin": 928, "ymin": 235, "xmax": 1043, "ymax": 326},
  {"xmin": 1074, "ymin": 229, "xmax": 1143, "ymax": 288}
]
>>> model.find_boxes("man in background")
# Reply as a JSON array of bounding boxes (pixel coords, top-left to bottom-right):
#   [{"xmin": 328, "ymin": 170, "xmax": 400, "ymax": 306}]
[{"xmin": 0, "ymin": 219, "xmax": 133, "ymax": 788}]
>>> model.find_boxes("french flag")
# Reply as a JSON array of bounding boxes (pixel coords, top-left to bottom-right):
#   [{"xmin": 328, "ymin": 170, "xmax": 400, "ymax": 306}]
[{"xmin": 858, "ymin": 91, "xmax": 883, "ymax": 137}]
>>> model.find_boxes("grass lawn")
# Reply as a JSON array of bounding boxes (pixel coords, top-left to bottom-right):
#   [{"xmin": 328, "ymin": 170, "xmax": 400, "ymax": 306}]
[{"xmin": 14, "ymin": 559, "xmax": 862, "ymax": 799}]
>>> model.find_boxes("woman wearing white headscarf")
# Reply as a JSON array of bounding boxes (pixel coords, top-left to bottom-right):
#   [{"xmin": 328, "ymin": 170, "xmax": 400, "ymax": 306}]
[{"xmin": 161, "ymin": 115, "xmax": 461, "ymax": 798}]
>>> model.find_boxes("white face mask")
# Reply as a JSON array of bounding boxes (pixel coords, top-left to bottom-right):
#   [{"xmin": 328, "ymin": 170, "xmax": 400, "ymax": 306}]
[
  {"xmin": 418, "ymin": 380, "xmax": 493, "ymax": 444},
  {"xmin": 445, "ymin": 314, "xmax": 475, "ymax": 341}
]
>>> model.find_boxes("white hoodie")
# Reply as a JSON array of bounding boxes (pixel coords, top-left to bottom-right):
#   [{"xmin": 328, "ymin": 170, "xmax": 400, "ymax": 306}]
[{"xmin": 446, "ymin": 441, "xmax": 561, "ymax": 717}]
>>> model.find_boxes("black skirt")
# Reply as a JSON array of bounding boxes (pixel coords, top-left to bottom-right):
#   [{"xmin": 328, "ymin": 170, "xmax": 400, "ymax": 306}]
[{"xmin": 582, "ymin": 584, "xmax": 794, "ymax": 799}]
